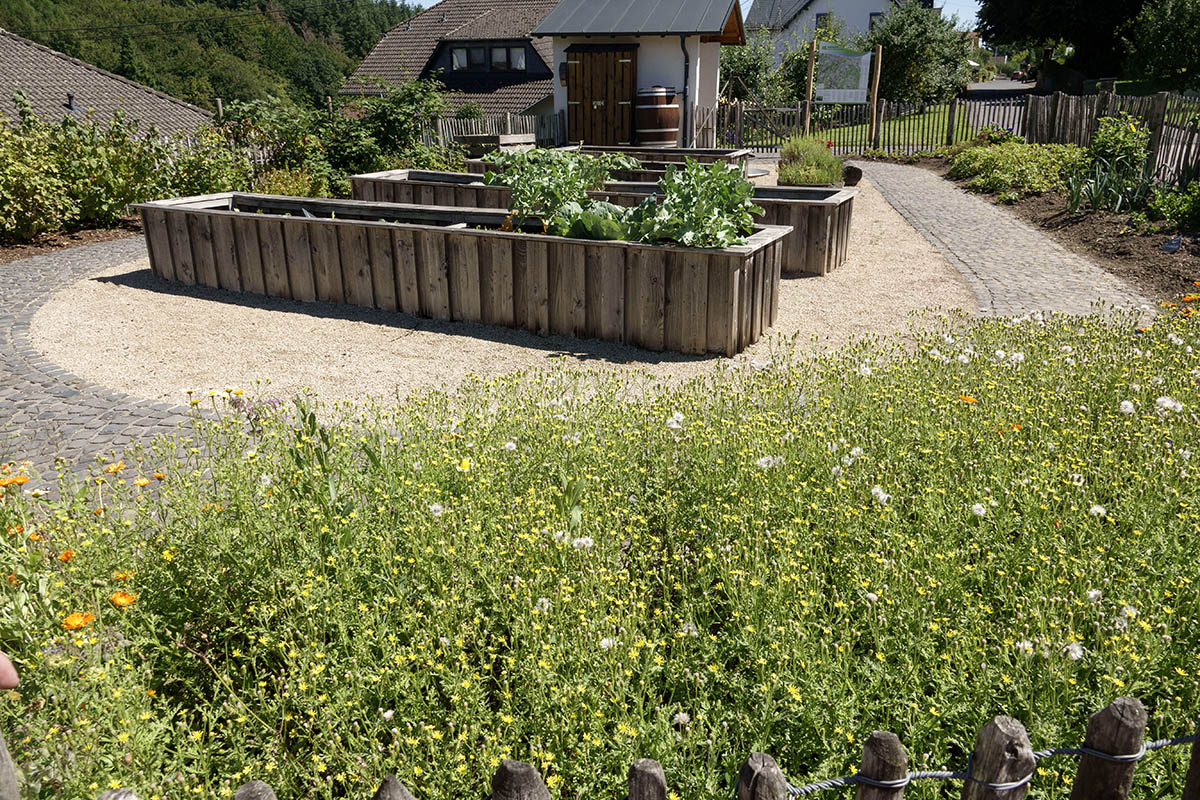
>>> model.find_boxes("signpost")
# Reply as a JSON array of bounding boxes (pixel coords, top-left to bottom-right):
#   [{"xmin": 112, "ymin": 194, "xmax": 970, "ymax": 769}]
[{"xmin": 804, "ymin": 42, "xmax": 882, "ymax": 142}]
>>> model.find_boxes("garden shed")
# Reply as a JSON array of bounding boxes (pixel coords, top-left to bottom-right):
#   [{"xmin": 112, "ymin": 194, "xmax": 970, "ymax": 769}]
[{"xmin": 531, "ymin": 0, "xmax": 745, "ymax": 147}]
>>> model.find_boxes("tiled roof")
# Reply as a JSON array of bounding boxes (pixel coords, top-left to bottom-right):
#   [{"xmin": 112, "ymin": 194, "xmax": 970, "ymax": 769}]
[
  {"xmin": 0, "ymin": 27, "xmax": 211, "ymax": 136},
  {"xmin": 532, "ymin": 0, "xmax": 739, "ymax": 36},
  {"xmin": 342, "ymin": 0, "xmax": 557, "ymax": 115}
]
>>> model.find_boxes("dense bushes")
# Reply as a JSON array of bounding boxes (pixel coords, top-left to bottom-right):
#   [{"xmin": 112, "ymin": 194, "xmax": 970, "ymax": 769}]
[
  {"xmin": 947, "ymin": 141, "xmax": 1088, "ymax": 202},
  {"xmin": 778, "ymin": 136, "xmax": 843, "ymax": 185},
  {"xmin": 1151, "ymin": 181, "xmax": 1200, "ymax": 230}
]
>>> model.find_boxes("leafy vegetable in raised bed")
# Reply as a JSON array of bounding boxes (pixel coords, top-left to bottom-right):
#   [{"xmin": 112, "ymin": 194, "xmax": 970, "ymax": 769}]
[{"xmin": 480, "ymin": 148, "xmax": 639, "ymax": 229}]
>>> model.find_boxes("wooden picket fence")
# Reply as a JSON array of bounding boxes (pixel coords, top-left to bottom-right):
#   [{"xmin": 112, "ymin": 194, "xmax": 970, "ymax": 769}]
[
  {"xmin": 716, "ymin": 91, "xmax": 1200, "ymax": 181},
  {"xmin": 8, "ymin": 696, "xmax": 1199, "ymax": 800},
  {"xmin": 420, "ymin": 112, "xmax": 566, "ymax": 149}
]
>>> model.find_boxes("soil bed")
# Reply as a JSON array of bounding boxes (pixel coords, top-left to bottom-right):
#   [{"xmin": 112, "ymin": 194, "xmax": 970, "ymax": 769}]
[{"xmin": 0, "ymin": 219, "xmax": 141, "ymax": 266}]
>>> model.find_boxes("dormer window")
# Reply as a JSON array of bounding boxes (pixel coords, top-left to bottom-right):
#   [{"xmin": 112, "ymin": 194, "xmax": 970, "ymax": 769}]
[{"xmin": 450, "ymin": 43, "xmax": 527, "ymax": 72}]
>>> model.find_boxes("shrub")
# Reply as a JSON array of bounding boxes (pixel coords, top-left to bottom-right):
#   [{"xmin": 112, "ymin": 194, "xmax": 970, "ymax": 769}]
[
  {"xmin": 253, "ymin": 167, "xmax": 329, "ymax": 198},
  {"xmin": 167, "ymin": 127, "xmax": 255, "ymax": 197},
  {"xmin": 977, "ymin": 124, "xmax": 1023, "ymax": 146},
  {"xmin": 0, "ymin": 119, "xmax": 78, "ymax": 242},
  {"xmin": 388, "ymin": 142, "xmax": 466, "ymax": 173},
  {"xmin": 1064, "ymin": 157, "xmax": 1156, "ymax": 214},
  {"xmin": 1150, "ymin": 180, "xmax": 1200, "ymax": 230},
  {"xmin": 1089, "ymin": 113, "xmax": 1151, "ymax": 167},
  {"xmin": 947, "ymin": 141, "xmax": 1088, "ymax": 201},
  {"xmin": 778, "ymin": 136, "xmax": 843, "ymax": 185},
  {"xmin": 455, "ymin": 102, "xmax": 486, "ymax": 121}
]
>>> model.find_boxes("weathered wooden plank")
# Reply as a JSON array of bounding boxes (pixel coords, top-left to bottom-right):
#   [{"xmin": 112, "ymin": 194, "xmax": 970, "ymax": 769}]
[
  {"xmin": 633, "ymin": 248, "xmax": 666, "ymax": 350},
  {"xmin": 435, "ymin": 185, "xmax": 457, "ymax": 207},
  {"xmin": 583, "ymin": 246, "xmax": 603, "ymax": 338},
  {"xmin": 257, "ymin": 219, "xmax": 291, "ymax": 299},
  {"xmin": 680, "ymin": 255, "xmax": 709, "ymax": 355},
  {"xmin": 749, "ymin": 249, "xmax": 764, "ymax": 343},
  {"xmin": 768, "ymin": 240, "xmax": 782, "ymax": 326},
  {"xmin": 309, "ymin": 223, "xmax": 344, "ymax": 304},
  {"xmin": 663, "ymin": 251, "xmax": 688, "ymax": 353},
  {"xmin": 806, "ymin": 206, "xmax": 830, "ymax": 274},
  {"xmin": 418, "ymin": 185, "xmax": 437, "ymax": 206},
  {"xmin": 391, "ymin": 229, "xmax": 420, "ymax": 315},
  {"xmin": 396, "ymin": 183, "xmax": 415, "ymax": 204},
  {"xmin": 549, "ymin": 242, "xmax": 586, "ymax": 337},
  {"xmin": 281, "ymin": 219, "xmax": 317, "ymax": 302},
  {"xmin": 167, "ymin": 211, "xmax": 196, "ymax": 285},
  {"xmin": 232, "ymin": 217, "xmax": 265, "ymax": 294},
  {"xmin": 368, "ymin": 226, "xmax": 398, "ymax": 311},
  {"xmin": 706, "ymin": 256, "xmax": 737, "ymax": 356},
  {"xmin": 737, "ymin": 258, "xmax": 752, "ymax": 352},
  {"xmin": 415, "ymin": 230, "xmax": 450, "ymax": 320},
  {"xmin": 337, "ymin": 224, "xmax": 375, "ymax": 308},
  {"xmin": 187, "ymin": 213, "xmax": 220, "ymax": 288},
  {"xmin": 782, "ymin": 204, "xmax": 809, "ymax": 276},
  {"xmin": 523, "ymin": 240, "xmax": 550, "ymax": 334},
  {"xmin": 143, "ymin": 208, "xmax": 176, "ymax": 281},
  {"xmin": 446, "ymin": 234, "xmax": 482, "ymax": 322},
  {"xmin": 485, "ymin": 237, "xmax": 515, "ymax": 327},
  {"xmin": 209, "ymin": 214, "xmax": 241, "ymax": 292},
  {"xmin": 597, "ymin": 246, "xmax": 625, "ymax": 342},
  {"xmin": 511, "ymin": 240, "xmax": 528, "ymax": 330},
  {"xmin": 355, "ymin": 181, "xmax": 375, "ymax": 201}
]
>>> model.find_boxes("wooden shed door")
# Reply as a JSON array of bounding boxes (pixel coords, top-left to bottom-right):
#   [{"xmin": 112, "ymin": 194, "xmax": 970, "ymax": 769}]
[{"xmin": 566, "ymin": 46, "xmax": 637, "ymax": 146}]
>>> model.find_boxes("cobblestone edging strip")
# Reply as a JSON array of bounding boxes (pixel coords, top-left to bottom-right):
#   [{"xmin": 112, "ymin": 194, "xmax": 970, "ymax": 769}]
[
  {"xmin": 850, "ymin": 161, "xmax": 1152, "ymax": 317},
  {"xmin": 0, "ymin": 236, "xmax": 192, "ymax": 480}
]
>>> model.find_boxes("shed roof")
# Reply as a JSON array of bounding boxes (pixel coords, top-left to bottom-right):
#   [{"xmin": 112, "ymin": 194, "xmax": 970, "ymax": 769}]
[
  {"xmin": 532, "ymin": 0, "xmax": 743, "ymax": 38},
  {"xmin": 0, "ymin": 27, "xmax": 211, "ymax": 136}
]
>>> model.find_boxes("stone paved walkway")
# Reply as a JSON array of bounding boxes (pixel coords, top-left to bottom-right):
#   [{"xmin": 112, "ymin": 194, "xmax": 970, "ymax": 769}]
[
  {"xmin": 1, "ymin": 236, "xmax": 191, "ymax": 479},
  {"xmin": 851, "ymin": 161, "xmax": 1151, "ymax": 316}
]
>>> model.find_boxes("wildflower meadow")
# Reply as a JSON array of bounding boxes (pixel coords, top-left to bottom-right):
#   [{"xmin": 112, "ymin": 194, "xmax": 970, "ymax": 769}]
[{"xmin": 1, "ymin": 309, "xmax": 1198, "ymax": 800}]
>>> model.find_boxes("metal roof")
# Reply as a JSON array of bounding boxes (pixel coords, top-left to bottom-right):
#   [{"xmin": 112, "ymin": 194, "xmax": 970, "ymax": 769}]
[{"xmin": 532, "ymin": 0, "xmax": 740, "ymax": 37}]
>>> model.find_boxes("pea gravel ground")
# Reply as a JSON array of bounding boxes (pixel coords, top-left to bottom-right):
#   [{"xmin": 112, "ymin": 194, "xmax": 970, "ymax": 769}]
[{"xmin": 30, "ymin": 176, "xmax": 976, "ymax": 409}]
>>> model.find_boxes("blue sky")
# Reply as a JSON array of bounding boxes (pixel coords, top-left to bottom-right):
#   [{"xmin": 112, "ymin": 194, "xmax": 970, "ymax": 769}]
[{"xmin": 736, "ymin": 0, "xmax": 982, "ymax": 30}]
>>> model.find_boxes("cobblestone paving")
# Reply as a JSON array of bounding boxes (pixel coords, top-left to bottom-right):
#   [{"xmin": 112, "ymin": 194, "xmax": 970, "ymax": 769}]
[
  {"xmin": 1, "ymin": 236, "xmax": 192, "ymax": 479},
  {"xmin": 851, "ymin": 161, "xmax": 1152, "ymax": 316}
]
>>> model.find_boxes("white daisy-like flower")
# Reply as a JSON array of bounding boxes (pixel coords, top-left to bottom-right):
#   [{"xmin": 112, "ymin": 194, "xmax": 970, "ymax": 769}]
[
  {"xmin": 1122, "ymin": 604, "xmax": 1138, "ymax": 619},
  {"xmin": 1119, "ymin": 400, "xmax": 1135, "ymax": 415},
  {"xmin": 871, "ymin": 486, "xmax": 891, "ymax": 506},
  {"xmin": 429, "ymin": 503, "xmax": 445, "ymax": 517},
  {"xmin": 535, "ymin": 597, "xmax": 551, "ymax": 613},
  {"xmin": 665, "ymin": 411, "xmax": 684, "ymax": 430},
  {"xmin": 1087, "ymin": 588, "xmax": 1103, "ymax": 603},
  {"xmin": 572, "ymin": 536, "xmax": 594, "ymax": 550},
  {"xmin": 1015, "ymin": 639, "xmax": 1034, "ymax": 656},
  {"xmin": 600, "ymin": 637, "xmax": 616, "ymax": 650},
  {"xmin": 672, "ymin": 711, "xmax": 691, "ymax": 726},
  {"xmin": 1089, "ymin": 504, "xmax": 1107, "ymax": 518},
  {"xmin": 971, "ymin": 503, "xmax": 987, "ymax": 517}
]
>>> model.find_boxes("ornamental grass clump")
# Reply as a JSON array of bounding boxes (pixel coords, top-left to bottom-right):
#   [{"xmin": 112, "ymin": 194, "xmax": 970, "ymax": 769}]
[
  {"xmin": 778, "ymin": 135, "xmax": 843, "ymax": 185},
  {"xmin": 2, "ymin": 312, "xmax": 1200, "ymax": 799}
]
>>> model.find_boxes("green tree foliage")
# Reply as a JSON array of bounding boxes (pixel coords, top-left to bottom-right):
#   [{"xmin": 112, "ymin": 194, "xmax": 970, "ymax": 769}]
[
  {"xmin": 0, "ymin": 0, "xmax": 416, "ymax": 110},
  {"xmin": 1124, "ymin": 0, "xmax": 1200, "ymax": 91},
  {"xmin": 860, "ymin": 2, "xmax": 974, "ymax": 104},
  {"xmin": 977, "ymin": 0, "xmax": 1148, "ymax": 77},
  {"xmin": 719, "ymin": 16, "xmax": 851, "ymax": 105}
]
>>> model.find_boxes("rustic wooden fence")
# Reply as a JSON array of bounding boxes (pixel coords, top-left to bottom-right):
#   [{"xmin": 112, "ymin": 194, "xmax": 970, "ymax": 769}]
[
  {"xmin": 717, "ymin": 91, "xmax": 1200, "ymax": 181},
  {"xmin": 420, "ymin": 112, "xmax": 566, "ymax": 149},
  {"xmin": 9, "ymin": 696, "xmax": 1200, "ymax": 800}
]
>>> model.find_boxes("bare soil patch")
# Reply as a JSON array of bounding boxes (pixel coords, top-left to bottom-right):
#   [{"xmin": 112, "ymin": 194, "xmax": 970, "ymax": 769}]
[{"xmin": 0, "ymin": 219, "xmax": 142, "ymax": 266}]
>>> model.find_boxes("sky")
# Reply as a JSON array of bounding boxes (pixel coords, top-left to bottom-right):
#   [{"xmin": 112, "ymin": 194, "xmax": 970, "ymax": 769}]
[{"xmin": 736, "ymin": 0, "xmax": 982, "ymax": 30}]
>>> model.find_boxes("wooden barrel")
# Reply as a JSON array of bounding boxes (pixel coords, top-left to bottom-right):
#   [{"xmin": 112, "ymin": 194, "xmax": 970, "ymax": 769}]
[{"xmin": 635, "ymin": 87, "xmax": 680, "ymax": 148}]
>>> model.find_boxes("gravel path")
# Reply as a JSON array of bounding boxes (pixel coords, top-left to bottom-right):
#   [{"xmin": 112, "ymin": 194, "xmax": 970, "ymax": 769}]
[
  {"xmin": 851, "ymin": 161, "xmax": 1152, "ymax": 316},
  {"xmin": 26, "ymin": 177, "xmax": 973, "ymax": 428},
  {"xmin": 0, "ymin": 237, "xmax": 192, "ymax": 479}
]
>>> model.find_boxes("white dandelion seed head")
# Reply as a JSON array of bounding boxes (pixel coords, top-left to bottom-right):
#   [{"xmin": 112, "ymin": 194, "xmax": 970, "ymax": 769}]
[
  {"xmin": 1122, "ymin": 604, "xmax": 1138, "ymax": 619},
  {"xmin": 260, "ymin": 474, "xmax": 273, "ymax": 487},
  {"xmin": 1089, "ymin": 504, "xmax": 1107, "ymax": 518},
  {"xmin": 1119, "ymin": 400, "xmax": 1135, "ymax": 415},
  {"xmin": 665, "ymin": 411, "xmax": 684, "ymax": 430},
  {"xmin": 871, "ymin": 486, "xmax": 891, "ymax": 506},
  {"xmin": 535, "ymin": 597, "xmax": 551, "ymax": 613},
  {"xmin": 1087, "ymin": 589, "xmax": 1103, "ymax": 603},
  {"xmin": 572, "ymin": 536, "xmax": 594, "ymax": 551},
  {"xmin": 600, "ymin": 637, "xmax": 616, "ymax": 650},
  {"xmin": 1010, "ymin": 352, "xmax": 1025, "ymax": 364},
  {"xmin": 865, "ymin": 592, "xmax": 879, "ymax": 604},
  {"xmin": 680, "ymin": 621, "xmax": 698, "ymax": 637},
  {"xmin": 1069, "ymin": 473, "xmax": 1085, "ymax": 486},
  {"xmin": 971, "ymin": 503, "xmax": 987, "ymax": 517},
  {"xmin": 755, "ymin": 455, "xmax": 784, "ymax": 469},
  {"xmin": 957, "ymin": 353, "xmax": 971, "ymax": 364},
  {"xmin": 1156, "ymin": 396, "xmax": 1183, "ymax": 413},
  {"xmin": 850, "ymin": 447, "xmax": 864, "ymax": 458},
  {"xmin": 381, "ymin": 709, "xmax": 395, "ymax": 720},
  {"xmin": 429, "ymin": 503, "xmax": 445, "ymax": 517},
  {"xmin": 1063, "ymin": 642, "xmax": 1085, "ymax": 660},
  {"xmin": 995, "ymin": 349, "xmax": 1006, "ymax": 360},
  {"xmin": 859, "ymin": 363, "xmax": 873, "ymax": 377},
  {"xmin": 503, "ymin": 440, "xmax": 518, "ymax": 451},
  {"xmin": 552, "ymin": 529, "xmax": 569, "ymax": 543},
  {"xmin": 1015, "ymin": 639, "xmax": 1034, "ymax": 656},
  {"xmin": 672, "ymin": 711, "xmax": 691, "ymax": 726}
]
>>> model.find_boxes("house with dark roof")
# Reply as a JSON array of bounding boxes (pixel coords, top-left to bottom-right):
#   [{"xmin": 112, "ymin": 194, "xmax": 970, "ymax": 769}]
[
  {"xmin": 0, "ymin": 27, "xmax": 211, "ymax": 136},
  {"xmin": 532, "ymin": 0, "xmax": 746, "ymax": 146},
  {"xmin": 744, "ymin": 0, "xmax": 934, "ymax": 56},
  {"xmin": 341, "ymin": 0, "xmax": 559, "ymax": 116}
]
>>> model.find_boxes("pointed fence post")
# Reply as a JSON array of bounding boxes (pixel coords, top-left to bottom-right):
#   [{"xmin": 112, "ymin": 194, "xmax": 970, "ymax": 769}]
[
  {"xmin": 234, "ymin": 781, "xmax": 277, "ymax": 800},
  {"xmin": 1182, "ymin": 719, "xmax": 1200, "ymax": 800},
  {"xmin": 1070, "ymin": 697, "xmax": 1147, "ymax": 800},
  {"xmin": 492, "ymin": 759, "xmax": 550, "ymax": 800},
  {"xmin": 1147, "ymin": 91, "xmax": 1172, "ymax": 174},
  {"xmin": 856, "ymin": 731, "xmax": 908, "ymax": 799},
  {"xmin": 1021, "ymin": 94, "xmax": 1035, "ymax": 142},
  {"xmin": 628, "ymin": 758, "xmax": 667, "ymax": 800},
  {"xmin": 373, "ymin": 774, "xmax": 417, "ymax": 800},
  {"xmin": 736, "ymin": 753, "xmax": 788, "ymax": 800},
  {"xmin": 960, "ymin": 716, "xmax": 1034, "ymax": 800},
  {"xmin": 944, "ymin": 99, "xmax": 959, "ymax": 147}
]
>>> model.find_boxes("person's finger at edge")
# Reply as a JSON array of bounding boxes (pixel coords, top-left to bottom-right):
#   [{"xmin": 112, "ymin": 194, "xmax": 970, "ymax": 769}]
[{"xmin": 0, "ymin": 652, "xmax": 18, "ymax": 690}]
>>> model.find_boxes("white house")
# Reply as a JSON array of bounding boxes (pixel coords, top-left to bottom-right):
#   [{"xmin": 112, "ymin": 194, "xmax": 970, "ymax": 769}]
[
  {"xmin": 531, "ymin": 0, "xmax": 746, "ymax": 146},
  {"xmin": 744, "ymin": 0, "xmax": 935, "ymax": 55}
]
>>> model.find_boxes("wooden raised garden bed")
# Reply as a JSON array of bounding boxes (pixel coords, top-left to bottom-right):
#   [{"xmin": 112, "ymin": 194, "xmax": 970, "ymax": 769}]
[
  {"xmin": 557, "ymin": 144, "xmax": 754, "ymax": 169},
  {"xmin": 132, "ymin": 193, "xmax": 790, "ymax": 356},
  {"xmin": 463, "ymin": 158, "xmax": 671, "ymax": 184},
  {"xmin": 351, "ymin": 170, "xmax": 856, "ymax": 277}
]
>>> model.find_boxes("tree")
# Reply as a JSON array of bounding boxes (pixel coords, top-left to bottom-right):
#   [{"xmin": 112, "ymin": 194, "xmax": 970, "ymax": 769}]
[
  {"xmin": 977, "ymin": 0, "xmax": 1148, "ymax": 77},
  {"xmin": 719, "ymin": 28, "xmax": 780, "ymax": 104},
  {"xmin": 1124, "ymin": 0, "xmax": 1200, "ymax": 91},
  {"xmin": 860, "ymin": 2, "xmax": 974, "ymax": 104}
]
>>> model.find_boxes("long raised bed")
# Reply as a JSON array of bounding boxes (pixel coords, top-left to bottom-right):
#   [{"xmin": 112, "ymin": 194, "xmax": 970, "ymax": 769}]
[
  {"xmin": 557, "ymin": 144, "xmax": 755, "ymax": 168},
  {"xmin": 351, "ymin": 169, "xmax": 856, "ymax": 277},
  {"xmin": 463, "ymin": 159, "xmax": 671, "ymax": 184},
  {"xmin": 132, "ymin": 193, "xmax": 790, "ymax": 356}
]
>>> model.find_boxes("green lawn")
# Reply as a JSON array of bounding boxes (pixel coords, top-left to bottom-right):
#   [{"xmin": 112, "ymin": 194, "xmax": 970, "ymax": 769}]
[{"xmin": 3, "ymin": 310, "xmax": 1199, "ymax": 800}]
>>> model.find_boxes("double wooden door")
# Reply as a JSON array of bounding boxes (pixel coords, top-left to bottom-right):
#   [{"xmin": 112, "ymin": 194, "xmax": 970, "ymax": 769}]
[{"xmin": 565, "ymin": 45, "xmax": 637, "ymax": 146}]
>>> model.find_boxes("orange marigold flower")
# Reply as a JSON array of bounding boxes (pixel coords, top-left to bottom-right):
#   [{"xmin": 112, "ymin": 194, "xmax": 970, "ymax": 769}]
[
  {"xmin": 1182, "ymin": 294, "xmax": 1200, "ymax": 302},
  {"xmin": 958, "ymin": 394, "xmax": 978, "ymax": 403},
  {"xmin": 133, "ymin": 477, "xmax": 150, "ymax": 487},
  {"xmin": 7, "ymin": 574, "xmax": 19, "ymax": 587},
  {"xmin": 0, "ymin": 476, "xmax": 28, "ymax": 487},
  {"xmin": 110, "ymin": 590, "xmax": 137, "ymax": 609},
  {"xmin": 28, "ymin": 532, "xmax": 42, "ymax": 542},
  {"xmin": 152, "ymin": 472, "xmax": 166, "ymax": 481},
  {"xmin": 6, "ymin": 525, "xmax": 22, "ymax": 536},
  {"xmin": 59, "ymin": 549, "xmax": 75, "ymax": 563},
  {"xmin": 113, "ymin": 570, "xmax": 135, "ymax": 580},
  {"xmin": 103, "ymin": 460, "xmax": 126, "ymax": 475},
  {"xmin": 93, "ymin": 508, "xmax": 104, "ymax": 516},
  {"xmin": 62, "ymin": 612, "xmax": 95, "ymax": 631}
]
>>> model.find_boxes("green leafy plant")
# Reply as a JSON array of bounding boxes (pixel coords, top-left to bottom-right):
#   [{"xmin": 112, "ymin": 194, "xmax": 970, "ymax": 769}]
[
  {"xmin": 167, "ymin": 127, "xmax": 255, "ymax": 197},
  {"xmin": 1064, "ymin": 155, "xmax": 1156, "ymax": 214},
  {"xmin": 1150, "ymin": 180, "xmax": 1200, "ymax": 230},
  {"xmin": 624, "ymin": 160, "xmax": 764, "ymax": 248},
  {"xmin": 947, "ymin": 141, "xmax": 1088, "ymax": 200},
  {"xmin": 1089, "ymin": 113, "xmax": 1152, "ymax": 168},
  {"xmin": 480, "ymin": 149, "xmax": 638, "ymax": 229}
]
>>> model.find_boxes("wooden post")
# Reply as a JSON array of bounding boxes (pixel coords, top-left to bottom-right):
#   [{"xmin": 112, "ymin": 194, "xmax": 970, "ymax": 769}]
[
  {"xmin": 1070, "ymin": 697, "xmax": 1147, "ymax": 800},
  {"xmin": 867, "ymin": 44, "xmax": 883, "ymax": 147},
  {"xmin": 736, "ymin": 100, "xmax": 745, "ymax": 147},
  {"xmin": 736, "ymin": 753, "xmax": 789, "ymax": 800},
  {"xmin": 1182, "ymin": 719, "xmax": 1200, "ymax": 800},
  {"xmin": 215, "ymin": 97, "xmax": 224, "ymax": 122},
  {"xmin": 326, "ymin": 95, "xmax": 334, "ymax": 121},
  {"xmin": 0, "ymin": 729, "xmax": 18, "ymax": 800},
  {"xmin": 492, "ymin": 759, "xmax": 551, "ymax": 800},
  {"xmin": 1147, "ymin": 91, "xmax": 1171, "ymax": 173},
  {"xmin": 373, "ymin": 775, "xmax": 417, "ymax": 800},
  {"xmin": 945, "ymin": 99, "xmax": 959, "ymax": 147},
  {"xmin": 628, "ymin": 759, "xmax": 667, "ymax": 800},
  {"xmin": 505, "ymin": 112, "xmax": 513, "ymax": 135},
  {"xmin": 856, "ymin": 731, "xmax": 908, "ymax": 800},
  {"xmin": 960, "ymin": 716, "xmax": 1034, "ymax": 800},
  {"xmin": 803, "ymin": 38, "xmax": 818, "ymax": 137},
  {"xmin": 872, "ymin": 99, "xmax": 885, "ymax": 150},
  {"xmin": 1021, "ymin": 94, "xmax": 1035, "ymax": 142},
  {"xmin": 234, "ymin": 781, "xmax": 277, "ymax": 800}
]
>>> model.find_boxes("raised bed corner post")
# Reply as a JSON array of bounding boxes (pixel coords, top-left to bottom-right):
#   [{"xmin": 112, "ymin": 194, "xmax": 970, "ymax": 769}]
[
  {"xmin": 856, "ymin": 731, "xmax": 908, "ymax": 800},
  {"xmin": 492, "ymin": 759, "xmax": 551, "ymax": 800},
  {"xmin": 960, "ymin": 716, "xmax": 1033, "ymax": 800},
  {"xmin": 1070, "ymin": 697, "xmax": 1147, "ymax": 800},
  {"xmin": 736, "ymin": 753, "xmax": 789, "ymax": 800},
  {"xmin": 628, "ymin": 758, "xmax": 667, "ymax": 800}
]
